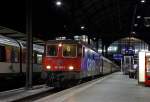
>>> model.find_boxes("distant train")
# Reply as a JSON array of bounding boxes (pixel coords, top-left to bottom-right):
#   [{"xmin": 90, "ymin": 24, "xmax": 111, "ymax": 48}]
[
  {"xmin": 0, "ymin": 35, "xmax": 44, "ymax": 79},
  {"xmin": 42, "ymin": 40, "xmax": 119, "ymax": 88}
]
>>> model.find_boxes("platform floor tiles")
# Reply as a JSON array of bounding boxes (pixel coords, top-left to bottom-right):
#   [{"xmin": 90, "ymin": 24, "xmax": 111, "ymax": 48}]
[{"xmin": 37, "ymin": 72, "xmax": 150, "ymax": 102}]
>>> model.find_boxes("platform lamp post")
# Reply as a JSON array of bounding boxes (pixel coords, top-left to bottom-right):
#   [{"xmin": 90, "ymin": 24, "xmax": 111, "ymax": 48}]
[{"xmin": 26, "ymin": 0, "xmax": 33, "ymax": 89}]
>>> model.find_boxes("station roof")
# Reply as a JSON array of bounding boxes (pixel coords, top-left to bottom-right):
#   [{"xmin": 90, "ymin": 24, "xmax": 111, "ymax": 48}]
[{"xmin": 0, "ymin": 0, "xmax": 150, "ymax": 45}]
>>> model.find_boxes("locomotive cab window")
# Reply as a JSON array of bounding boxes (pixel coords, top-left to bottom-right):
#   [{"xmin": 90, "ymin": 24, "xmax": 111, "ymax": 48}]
[
  {"xmin": 63, "ymin": 44, "xmax": 77, "ymax": 57},
  {"xmin": 47, "ymin": 45, "xmax": 57, "ymax": 56}
]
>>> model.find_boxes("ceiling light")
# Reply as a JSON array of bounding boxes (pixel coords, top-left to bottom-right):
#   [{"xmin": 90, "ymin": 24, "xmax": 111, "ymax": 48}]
[
  {"xmin": 81, "ymin": 26, "xmax": 85, "ymax": 30},
  {"xmin": 131, "ymin": 31, "xmax": 136, "ymax": 34},
  {"xmin": 141, "ymin": 0, "xmax": 145, "ymax": 3},
  {"xmin": 137, "ymin": 16, "xmax": 141, "ymax": 19},
  {"xmin": 56, "ymin": 1, "xmax": 62, "ymax": 6},
  {"xmin": 134, "ymin": 24, "xmax": 138, "ymax": 27}
]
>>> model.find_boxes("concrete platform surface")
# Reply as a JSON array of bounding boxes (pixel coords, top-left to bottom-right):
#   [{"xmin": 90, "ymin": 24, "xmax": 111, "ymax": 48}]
[
  {"xmin": 0, "ymin": 84, "xmax": 52, "ymax": 102},
  {"xmin": 35, "ymin": 72, "xmax": 150, "ymax": 102}
]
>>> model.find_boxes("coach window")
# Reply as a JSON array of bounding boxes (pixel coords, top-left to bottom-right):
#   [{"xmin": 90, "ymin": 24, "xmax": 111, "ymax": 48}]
[
  {"xmin": 37, "ymin": 54, "xmax": 42, "ymax": 64},
  {"xmin": 5, "ymin": 46, "xmax": 11, "ymax": 62},
  {"xmin": 47, "ymin": 45, "xmax": 57, "ymax": 56},
  {"xmin": 63, "ymin": 44, "xmax": 76, "ymax": 57},
  {"xmin": 22, "ymin": 50, "xmax": 26, "ymax": 63},
  {"xmin": 11, "ymin": 48, "xmax": 19, "ymax": 63},
  {"xmin": 0, "ymin": 46, "xmax": 6, "ymax": 62}
]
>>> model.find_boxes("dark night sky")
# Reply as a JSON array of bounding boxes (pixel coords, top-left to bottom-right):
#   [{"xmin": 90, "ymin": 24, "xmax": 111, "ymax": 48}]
[{"xmin": 0, "ymin": 0, "xmax": 26, "ymax": 31}]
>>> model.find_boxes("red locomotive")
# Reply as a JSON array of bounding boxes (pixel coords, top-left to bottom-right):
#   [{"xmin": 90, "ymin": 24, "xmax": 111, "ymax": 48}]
[{"xmin": 42, "ymin": 40, "xmax": 119, "ymax": 88}]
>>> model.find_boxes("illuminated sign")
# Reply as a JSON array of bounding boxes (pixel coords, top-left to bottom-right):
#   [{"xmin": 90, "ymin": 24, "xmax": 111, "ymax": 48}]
[{"xmin": 113, "ymin": 54, "xmax": 123, "ymax": 60}]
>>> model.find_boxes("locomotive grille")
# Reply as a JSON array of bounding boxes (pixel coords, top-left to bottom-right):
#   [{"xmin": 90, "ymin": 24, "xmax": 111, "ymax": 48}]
[{"xmin": 57, "ymin": 60, "xmax": 64, "ymax": 65}]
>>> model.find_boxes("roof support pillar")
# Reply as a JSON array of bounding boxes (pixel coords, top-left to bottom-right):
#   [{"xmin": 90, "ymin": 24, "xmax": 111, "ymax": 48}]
[{"xmin": 26, "ymin": 0, "xmax": 33, "ymax": 89}]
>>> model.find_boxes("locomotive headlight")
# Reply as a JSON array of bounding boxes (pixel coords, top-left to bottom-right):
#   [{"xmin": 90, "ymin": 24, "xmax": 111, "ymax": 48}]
[
  {"xmin": 58, "ymin": 43, "xmax": 62, "ymax": 47},
  {"xmin": 46, "ymin": 65, "xmax": 51, "ymax": 70},
  {"xmin": 69, "ymin": 66, "xmax": 74, "ymax": 70}
]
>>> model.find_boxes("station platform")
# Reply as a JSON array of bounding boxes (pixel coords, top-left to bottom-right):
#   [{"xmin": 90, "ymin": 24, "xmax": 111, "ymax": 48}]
[
  {"xmin": 0, "ymin": 85, "xmax": 52, "ymax": 102},
  {"xmin": 36, "ymin": 72, "xmax": 150, "ymax": 102}
]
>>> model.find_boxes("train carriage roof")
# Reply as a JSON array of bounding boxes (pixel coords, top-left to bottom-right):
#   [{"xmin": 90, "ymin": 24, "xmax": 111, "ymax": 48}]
[
  {"xmin": 18, "ymin": 40, "xmax": 44, "ymax": 53},
  {"xmin": 0, "ymin": 34, "xmax": 44, "ymax": 53},
  {"xmin": 0, "ymin": 35, "xmax": 20, "ymax": 47}
]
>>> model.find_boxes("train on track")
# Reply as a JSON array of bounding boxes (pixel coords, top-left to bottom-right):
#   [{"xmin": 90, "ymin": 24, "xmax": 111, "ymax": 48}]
[
  {"xmin": 42, "ymin": 40, "xmax": 119, "ymax": 88},
  {"xmin": 0, "ymin": 35, "xmax": 43, "ymax": 81},
  {"xmin": 0, "ymin": 35, "xmax": 119, "ymax": 89}
]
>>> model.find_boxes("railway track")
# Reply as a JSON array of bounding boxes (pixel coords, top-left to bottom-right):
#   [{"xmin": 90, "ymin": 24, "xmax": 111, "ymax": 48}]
[
  {"xmin": 13, "ymin": 75, "xmax": 104, "ymax": 102},
  {"xmin": 0, "ymin": 73, "xmax": 116, "ymax": 102},
  {"xmin": 14, "ymin": 88, "xmax": 63, "ymax": 102},
  {"xmin": 16, "ymin": 74, "xmax": 111, "ymax": 102}
]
